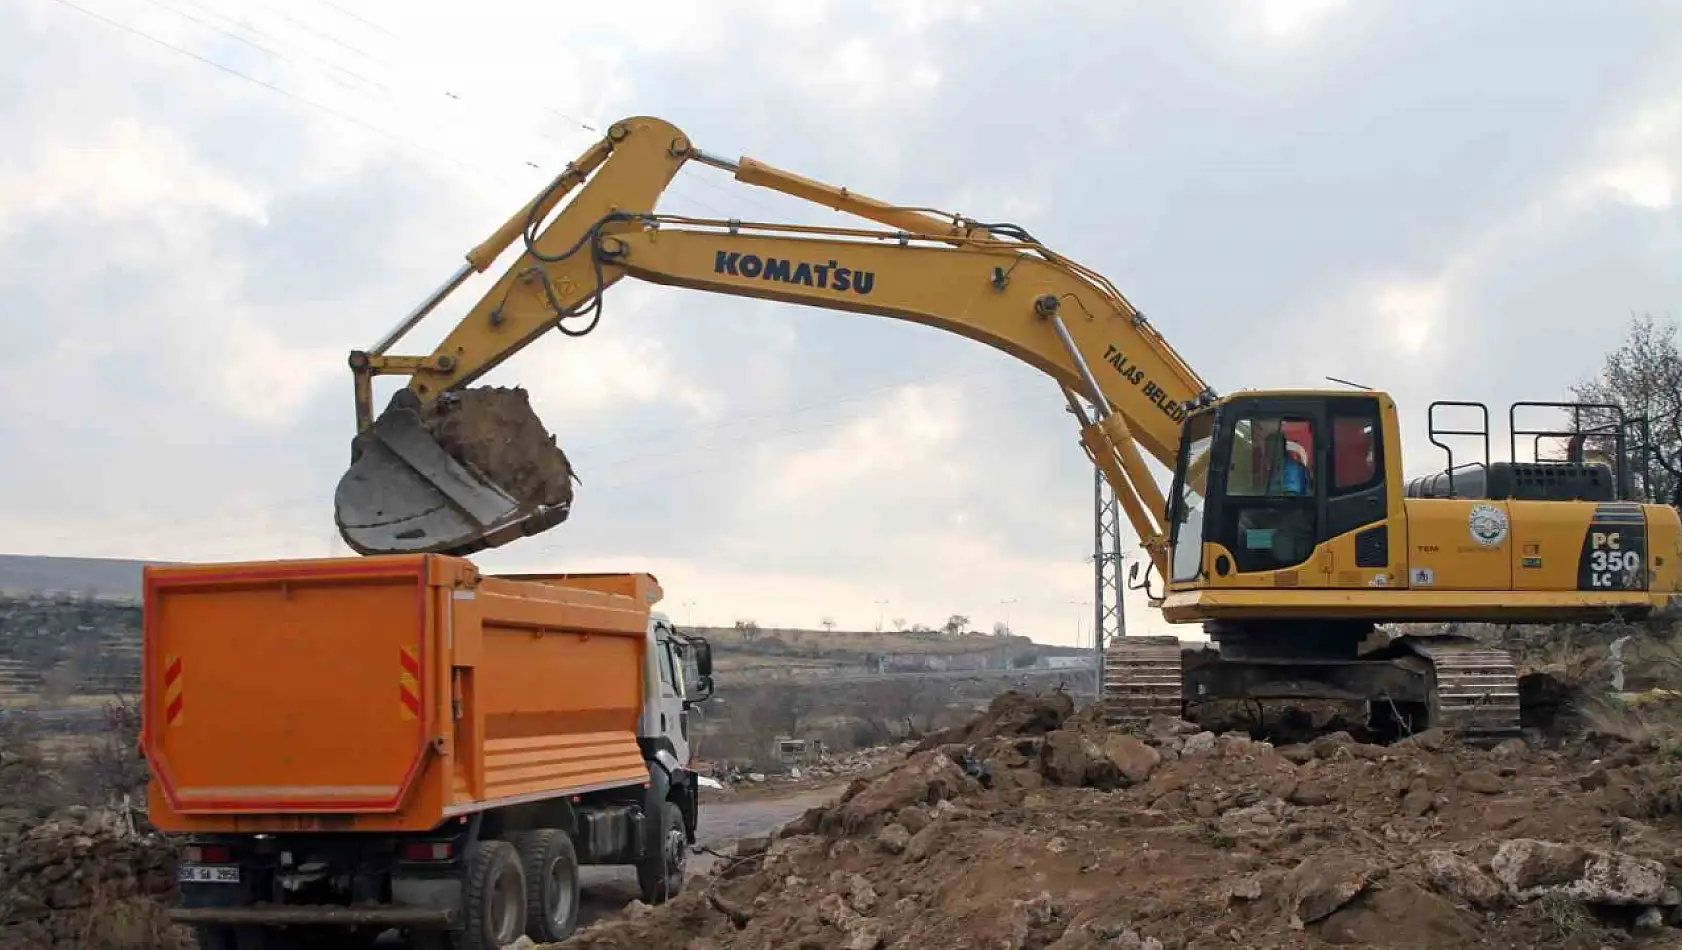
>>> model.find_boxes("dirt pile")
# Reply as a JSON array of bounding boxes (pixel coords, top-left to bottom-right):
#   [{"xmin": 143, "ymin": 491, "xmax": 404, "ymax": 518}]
[
  {"xmin": 0, "ymin": 806, "xmax": 181, "ymax": 949},
  {"xmin": 557, "ymin": 691, "xmax": 1682, "ymax": 950},
  {"xmin": 421, "ymin": 386, "xmax": 576, "ymax": 511}
]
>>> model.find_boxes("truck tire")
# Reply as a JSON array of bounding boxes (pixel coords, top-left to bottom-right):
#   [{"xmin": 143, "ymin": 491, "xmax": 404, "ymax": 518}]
[
  {"xmin": 508, "ymin": 829, "xmax": 580, "ymax": 942},
  {"xmin": 438, "ymin": 838, "xmax": 527, "ymax": 950},
  {"xmin": 635, "ymin": 800, "xmax": 687, "ymax": 905}
]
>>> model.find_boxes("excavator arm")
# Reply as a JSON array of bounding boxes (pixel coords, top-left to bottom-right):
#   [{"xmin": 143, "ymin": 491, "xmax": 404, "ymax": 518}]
[{"xmin": 337, "ymin": 115, "xmax": 1216, "ymax": 571}]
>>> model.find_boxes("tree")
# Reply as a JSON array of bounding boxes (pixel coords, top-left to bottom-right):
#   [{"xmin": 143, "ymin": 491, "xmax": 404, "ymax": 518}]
[
  {"xmin": 942, "ymin": 614, "xmax": 970, "ymax": 638},
  {"xmin": 993, "ymin": 621, "xmax": 1012, "ymax": 637},
  {"xmin": 891, "ymin": 617, "xmax": 907, "ymax": 632},
  {"xmin": 734, "ymin": 619, "xmax": 761, "ymax": 644},
  {"xmin": 1570, "ymin": 313, "xmax": 1682, "ymax": 505},
  {"xmin": 821, "ymin": 617, "xmax": 837, "ymax": 633}
]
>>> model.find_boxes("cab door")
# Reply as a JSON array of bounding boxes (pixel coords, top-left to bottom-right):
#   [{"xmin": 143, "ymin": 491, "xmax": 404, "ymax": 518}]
[{"xmin": 652, "ymin": 623, "xmax": 690, "ymax": 765}]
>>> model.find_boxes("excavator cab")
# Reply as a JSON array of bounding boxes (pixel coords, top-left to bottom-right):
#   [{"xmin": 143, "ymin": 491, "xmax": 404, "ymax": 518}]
[{"xmin": 1165, "ymin": 391, "xmax": 1398, "ymax": 592}]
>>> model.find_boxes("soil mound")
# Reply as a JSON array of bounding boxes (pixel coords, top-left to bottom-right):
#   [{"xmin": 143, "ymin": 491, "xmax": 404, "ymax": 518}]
[
  {"xmin": 556, "ymin": 690, "xmax": 1682, "ymax": 950},
  {"xmin": 421, "ymin": 386, "xmax": 576, "ymax": 510}
]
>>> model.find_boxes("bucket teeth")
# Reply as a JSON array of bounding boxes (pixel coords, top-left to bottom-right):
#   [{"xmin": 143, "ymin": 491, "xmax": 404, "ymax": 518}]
[{"xmin": 1103, "ymin": 635, "xmax": 1184, "ymax": 725}]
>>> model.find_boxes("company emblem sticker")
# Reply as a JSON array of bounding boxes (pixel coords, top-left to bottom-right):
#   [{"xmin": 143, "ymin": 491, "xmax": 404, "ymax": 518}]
[{"xmin": 1467, "ymin": 503, "xmax": 1509, "ymax": 548}]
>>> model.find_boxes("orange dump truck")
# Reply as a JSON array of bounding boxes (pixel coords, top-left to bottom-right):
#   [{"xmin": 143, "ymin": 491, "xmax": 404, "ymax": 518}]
[{"xmin": 141, "ymin": 554, "xmax": 714, "ymax": 949}]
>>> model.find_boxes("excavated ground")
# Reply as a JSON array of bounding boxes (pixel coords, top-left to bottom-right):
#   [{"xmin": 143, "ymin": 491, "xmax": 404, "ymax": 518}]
[
  {"xmin": 555, "ymin": 691, "xmax": 1682, "ymax": 950},
  {"xmin": 420, "ymin": 386, "xmax": 576, "ymax": 510}
]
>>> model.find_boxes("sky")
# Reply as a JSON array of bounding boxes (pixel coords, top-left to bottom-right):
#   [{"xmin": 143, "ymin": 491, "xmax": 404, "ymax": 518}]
[{"xmin": 3, "ymin": 0, "xmax": 1680, "ymax": 647}]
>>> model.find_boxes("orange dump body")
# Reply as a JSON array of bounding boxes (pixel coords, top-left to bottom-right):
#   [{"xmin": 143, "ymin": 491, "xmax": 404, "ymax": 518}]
[{"xmin": 143, "ymin": 555, "xmax": 660, "ymax": 834}]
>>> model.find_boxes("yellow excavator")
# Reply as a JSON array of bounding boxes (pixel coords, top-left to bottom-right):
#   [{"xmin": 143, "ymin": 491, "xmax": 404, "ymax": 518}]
[{"xmin": 334, "ymin": 115, "xmax": 1682, "ymax": 742}]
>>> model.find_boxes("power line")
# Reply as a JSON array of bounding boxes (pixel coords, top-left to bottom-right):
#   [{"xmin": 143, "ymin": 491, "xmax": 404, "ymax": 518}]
[
  {"xmin": 40, "ymin": 0, "xmax": 524, "ymax": 189},
  {"xmin": 308, "ymin": 0, "xmax": 398, "ymax": 39},
  {"xmin": 135, "ymin": 0, "xmax": 383, "ymax": 92}
]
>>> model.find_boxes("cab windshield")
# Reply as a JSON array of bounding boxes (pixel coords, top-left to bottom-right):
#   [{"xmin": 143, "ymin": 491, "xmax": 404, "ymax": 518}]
[{"xmin": 1169, "ymin": 410, "xmax": 1215, "ymax": 582}]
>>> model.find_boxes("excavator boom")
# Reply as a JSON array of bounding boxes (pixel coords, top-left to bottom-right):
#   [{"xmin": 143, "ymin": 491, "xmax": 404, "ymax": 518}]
[{"xmin": 337, "ymin": 115, "xmax": 1212, "ymax": 562}]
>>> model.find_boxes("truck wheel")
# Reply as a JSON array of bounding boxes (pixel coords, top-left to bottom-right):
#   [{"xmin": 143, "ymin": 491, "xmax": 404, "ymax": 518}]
[
  {"xmin": 636, "ymin": 800, "xmax": 687, "ymax": 905},
  {"xmin": 455, "ymin": 839, "xmax": 527, "ymax": 950},
  {"xmin": 508, "ymin": 829, "xmax": 581, "ymax": 942}
]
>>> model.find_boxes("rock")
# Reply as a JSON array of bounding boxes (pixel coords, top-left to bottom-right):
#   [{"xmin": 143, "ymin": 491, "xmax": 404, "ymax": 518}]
[
  {"xmin": 1288, "ymin": 782, "xmax": 1336, "ymax": 807},
  {"xmin": 837, "ymin": 751, "xmax": 978, "ymax": 829},
  {"xmin": 1490, "ymin": 738, "xmax": 1528, "ymax": 760},
  {"xmin": 1398, "ymin": 728, "xmax": 1452, "ymax": 752},
  {"xmin": 1145, "ymin": 715, "xmax": 1201, "ymax": 738},
  {"xmin": 1040, "ymin": 730, "xmax": 1102, "ymax": 787},
  {"xmin": 736, "ymin": 835, "xmax": 771, "ymax": 857},
  {"xmin": 1346, "ymin": 742, "xmax": 1388, "ymax": 760},
  {"xmin": 1637, "ymin": 907, "xmax": 1666, "ymax": 932},
  {"xmin": 1280, "ymin": 854, "xmax": 1379, "ymax": 926},
  {"xmin": 1278, "ymin": 745, "xmax": 1316, "ymax": 765},
  {"xmin": 623, "ymin": 900, "xmax": 653, "ymax": 919},
  {"xmin": 1310, "ymin": 732, "xmax": 1354, "ymax": 759},
  {"xmin": 1182, "ymin": 732, "xmax": 1217, "ymax": 756},
  {"xmin": 1104, "ymin": 734, "xmax": 1162, "ymax": 783},
  {"xmin": 844, "ymin": 924, "xmax": 885, "ymax": 950},
  {"xmin": 876, "ymin": 823, "xmax": 911, "ymax": 855},
  {"xmin": 779, "ymin": 807, "xmax": 825, "ymax": 838},
  {"xmin": 1491, "ymin": 839, "xmax": 1670, "ymax": 905},
  {"xmin": 1402, "ymin": 779, "xmax": 1436, "ymax": 817},
  {"xmin": 1225, "ymin": 872, "xmax": 1273, "ymax": 902},
  {"xmin": 1489, "ymin": 840, "xmax": 1590, "ymax": 893},
  {"xmin": 905, "ymin": 818, "xmax": 946, "ymax": 862},
  {"xmin": 897, "ymin": 807, "xmax": 930, "ymax": 836},
  {"xmin": 1459, "ymin": 769, "xmax": 1504, "ymax": 795},
  {"xmin": 1000, "ymin": 892, "xmax": 1059, "ymax": 950},
  {"xmin": 847, "ymin": 873, "xmax": 879, "ymax": 913},
  {"xmin": 1422, "ymin": 851, "xmax": 1503, "ymax": 908},
  {"xmin": 1216, "ymin": 799, "xmax": 1287, "ymax": 843},
  {"xmin": 749, "ymin": 772, "xmax": 767, "ymax": 783},
  {"xmin": 1047, "ymin": 921, "xmax": 1163, "ymax": 950},
  {"xmin": 818, "ymin": 892, "xmax": 863, "ymax": 929}
]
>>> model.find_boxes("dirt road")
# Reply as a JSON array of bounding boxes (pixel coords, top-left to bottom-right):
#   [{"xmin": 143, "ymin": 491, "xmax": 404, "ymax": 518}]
[{"xmin": 578, "ymin": 783, "xmax": 844, "ymax": 924}]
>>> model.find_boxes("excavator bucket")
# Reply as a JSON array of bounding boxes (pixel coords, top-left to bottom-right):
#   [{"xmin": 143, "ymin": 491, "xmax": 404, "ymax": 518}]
[{"xmin": 334, "ymin": 387, "xmax": 576, "ymax": 556}]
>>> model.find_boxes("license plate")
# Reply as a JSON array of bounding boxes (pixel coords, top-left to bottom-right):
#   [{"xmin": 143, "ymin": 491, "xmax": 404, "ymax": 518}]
[{"xmin": 178, "ymin": 864, "xmax": 240, "ymax": 884}]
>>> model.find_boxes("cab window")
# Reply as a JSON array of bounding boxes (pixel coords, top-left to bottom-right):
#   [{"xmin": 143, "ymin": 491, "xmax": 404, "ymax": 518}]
[
  {"xmin": 1332, "ymin": 414, "xmax": 1380, "ymax": 492},
  {"xmin": 1228, "ymin": 417, "xmax": 1316, "ymax": 498}
]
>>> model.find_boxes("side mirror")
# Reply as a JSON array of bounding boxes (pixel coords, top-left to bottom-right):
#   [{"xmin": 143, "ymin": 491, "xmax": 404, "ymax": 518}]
[
  {"xmin": 1128, "ymin": 562, "xmax": 1141, "ymax": 584},
  {"xmin": 692, "ymin": 637, "xmax": 713, "ymax": 678}
]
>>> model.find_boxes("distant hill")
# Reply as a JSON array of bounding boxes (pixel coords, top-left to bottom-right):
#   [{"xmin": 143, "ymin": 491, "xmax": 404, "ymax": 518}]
[{"xmin": 0, "ymin": 554, "xmax": 161, "ymax": 601}]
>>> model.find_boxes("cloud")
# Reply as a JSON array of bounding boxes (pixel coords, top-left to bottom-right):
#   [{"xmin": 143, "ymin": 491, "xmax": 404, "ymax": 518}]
[
  {"xmin": 1252, "ymin": 0, "xmax": 1349, "ymax": 41},
  {"xmin": 5, "ymin": 0, "xmax": 1682, "ymax": 650}
]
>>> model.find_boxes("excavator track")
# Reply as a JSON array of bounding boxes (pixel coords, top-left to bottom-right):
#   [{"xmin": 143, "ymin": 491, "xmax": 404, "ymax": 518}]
[
  {"xmin": 1397, "ymin": 635, "xmax": 1523, "ymax": 742},
  {"xmin": 1102, "ymin": 635, "xmax": 1184, "ymax": 725}
]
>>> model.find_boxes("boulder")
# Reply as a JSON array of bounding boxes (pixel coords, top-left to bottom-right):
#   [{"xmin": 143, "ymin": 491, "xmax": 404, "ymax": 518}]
[
  {"xmin": 1458, "ymin": 769, "xmax": 1504, "ymax": 795},
  {"xmin": 1422, "ymin": 851, "xmax": 1503, "ymax": 908},
  {"xmin": 1040, "ymin": 730, "xmax": 1103, "ymax": 787},
  {"xmin": 875, "ymin": 823, "xmax": 911, "ymax": 855},
  {"xmin": 1182, "ymin": 732, "xmax": 1217, "ymax": 756},
  {"xmin": 1279, "ymin": 854, "xmax": 1379, "ymax": 926},
  {"xmin": 1103, "ymin": 734, "xmax": 1162, "ymax": 784},
  {"xmin": 1490, "ymin": 839, "xmax": 1672, "ymax": 906}
]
